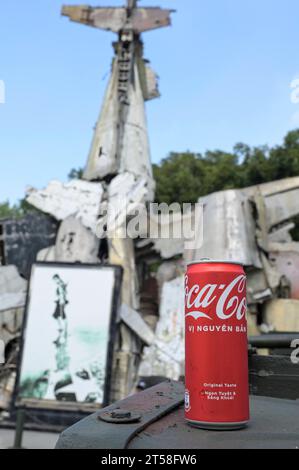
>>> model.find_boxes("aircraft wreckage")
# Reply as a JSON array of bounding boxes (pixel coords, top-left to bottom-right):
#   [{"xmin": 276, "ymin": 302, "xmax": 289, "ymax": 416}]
[{"xmin": 1, "ymin": 1, "xmax": 299, "ymax": 416}]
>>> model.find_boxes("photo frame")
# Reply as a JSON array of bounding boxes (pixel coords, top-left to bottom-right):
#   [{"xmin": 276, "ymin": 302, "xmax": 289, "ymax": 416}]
[{"xmin": 15, "ymin": 262, "xmax": 122, "ymax": 413}]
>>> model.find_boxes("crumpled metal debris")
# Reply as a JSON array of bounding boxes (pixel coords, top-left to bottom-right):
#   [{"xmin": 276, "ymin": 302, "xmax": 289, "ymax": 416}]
[
  {"xmin": 0, "ymin": 266, "xmax": 27, "ymax": 312},
  {"xmin": 245, "ymin": 176, "xmax": 299, "ymax": 231},
  {"xmin": 108, "ymin": 172, "xmax": 153, "ymax": 231},
  {"xmin": 26, "ymin": 179, "xmax": 104, "ymax": 233},
  {"xmin": 83, "ymin": 61, "xmax": 155, "ymax": 190},
  {"xmin": 144, "ymin": 210, "xmax": 195, "ymax": 259},
  {"xmin": 37, "ymin": 216, "xmax": 100, "ymax": 264},
  {"xmin": 0, "ymin": 266, "xmax": 26, "ymax": 411},
  {"xmin": 185, "ymin": 189, "xmax": 261, "ymax": 268},
  {"xmin": 268, "ymin": 241, "xmax": 299, "ymax": 299},
  {"xmin": 139, "ymin": 276, "xmax": 185, "ymax": 380},
  {"xmin": 156, "ymin": 260, "xmax": 185, "ymax": 291},
  {"xmin": 118, "ymin": 63, "xmax": 154, "ymax": 187},
  {"xmin": 120, "ymin": 304, "xmax": 155, "ymax": 346}
]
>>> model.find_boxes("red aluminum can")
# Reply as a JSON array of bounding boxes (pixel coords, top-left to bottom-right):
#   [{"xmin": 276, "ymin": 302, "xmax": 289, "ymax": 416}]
[{"xmin": 185, "ymin": 260, "xmax": 249, "ymax": 430}]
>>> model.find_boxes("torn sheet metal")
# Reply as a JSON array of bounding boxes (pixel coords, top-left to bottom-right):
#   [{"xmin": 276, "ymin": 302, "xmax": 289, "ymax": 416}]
[
  {"xmin": 150, "ymin": 211, "xmax": 186, "ymax": 259},
  {"xmin": 138, "ymin": 62, "xmax": 160, "ymax": 101},
  {"xmin": 139, "ymin": 276, "xmax": 185, "ymax": 380},
  {"xmin": 0, "ymin": 266, "xmax": 27, "ymax": 312},
  {"xmin": 185, "ymin": 189, "xmax": 262, "ymax": 268},
  {"xmin": 245, "ymin": 176, "xmax": 299, "ymax": 230},
  {"xmin": 246, "ymin": 268, "xmax": 273, "ymax": 305},
  {"xmin": 149, "ymin": 210, "xmax": 194, "ymax": 259},
  {"xmin": 62, "ymin": 6, "xmax": 174, "ymax": 34},
  {"xmin": 245, "ymin": 176, "xmax": 299, "ymax": 198},
  {"xmin": 268, "ymin": 223, "xmax": 294, "ymax": 243},
  {"xmin": 245, "ymin": 250, "xmax": 284, "ymax": 305},
  {"xmin": 83, "ymin": 60, "xmax": 119, "ymax": 180},
  {"xmin": 26, "ymin": 179, "xmax": 104, "ymax": 233},
  {"xmin": 152, "ymin": 239, "xmax": 184, "ymax": 260},
  {"xmin": 118, "ymin": 63, "xmax": 154, "ymax": 187},
  {"xmin": 37, "ymin": 217, "xmax": 100, "ymax": 264},
  {"xmin": 0, "ymin": 304, "xmax": 22, "ymax": 411},
  {"xmin": 260, "ymin": 251, "xmax": 282, "ymax": 292},
  {"xmin": 83, "ymin": 61, "xmax": 155, "ymax": 189},
  {"xmin": 55, "ymin": 216, "xmax": 100, "ymax": 263},
  {"xmin": 97, "ymin": 172, "xmax": 153, "ymax": 239},
  {"xmin": 156, "ymin": 260, "xmax": 185, "ymax": 293},
  {"xmin": 0, "ymin": 371, "xmax": 16, "ymax": 410},
  {"xmin": 0, "ymin": 306, "xmax": 23, "ymax": 345}
]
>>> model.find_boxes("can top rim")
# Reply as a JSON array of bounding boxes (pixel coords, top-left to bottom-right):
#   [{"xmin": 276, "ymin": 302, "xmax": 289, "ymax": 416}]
[{"xmin": 187, "ymin": 259, "xmax": 244, "ymax": 267}]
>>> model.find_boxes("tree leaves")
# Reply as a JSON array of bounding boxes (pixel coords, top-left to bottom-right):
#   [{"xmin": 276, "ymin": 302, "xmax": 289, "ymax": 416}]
[{"xmin": 154, "ymin": 129, "xmax": 299, "ymax": 204}]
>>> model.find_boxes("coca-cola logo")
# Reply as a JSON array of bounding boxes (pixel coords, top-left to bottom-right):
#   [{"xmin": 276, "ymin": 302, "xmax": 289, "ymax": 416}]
[{"xmin": 185, "ymin": 274, "xmax": 247, "ymax": 321}]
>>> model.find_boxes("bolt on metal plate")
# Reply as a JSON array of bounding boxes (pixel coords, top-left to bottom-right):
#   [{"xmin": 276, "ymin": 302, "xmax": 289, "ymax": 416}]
[{"xmin": 98, "ymin": 408, "xmax": 142, "ymax": 424}]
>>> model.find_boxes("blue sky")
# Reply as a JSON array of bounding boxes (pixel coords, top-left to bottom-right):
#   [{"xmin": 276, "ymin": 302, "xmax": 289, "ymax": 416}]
[{"xmin": 1, "ymin": 0, "xmax": 299, "ymax": 203}]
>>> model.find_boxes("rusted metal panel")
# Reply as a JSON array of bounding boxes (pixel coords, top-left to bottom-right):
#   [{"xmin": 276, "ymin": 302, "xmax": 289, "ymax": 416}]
[
  {"xmin": 56, "ymin": 379, "xmax": 299, "ymax": 449},
  {"xmin": 56, "ymin": 381, "xmax": 184, "ymax": 449}
]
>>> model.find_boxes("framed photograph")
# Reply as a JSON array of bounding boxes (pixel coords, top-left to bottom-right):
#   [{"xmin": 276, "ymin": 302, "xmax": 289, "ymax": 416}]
[{"xmin": 15, "ymin": 262, "xmax": 122, "ymax": 412}]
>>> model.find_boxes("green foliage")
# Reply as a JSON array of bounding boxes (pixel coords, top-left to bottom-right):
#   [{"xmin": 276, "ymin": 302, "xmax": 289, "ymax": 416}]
[
  {"xmin": 0, "ymin": 200, "xmax": 23, "ymax": 219},
  {"xmin": 68, "ymin": 167, "xmax": 84, "ymax": 180},
  {"xmin": 154, "ymin": 129, "xmax": 299, "ymax": 204},
  {"xmin": 0, "ymin": 198, "xmax": 38, "ymax": 220},
  {"xmin": 3, "ymin": 130, "xmax": 299, "ymax": 219}
]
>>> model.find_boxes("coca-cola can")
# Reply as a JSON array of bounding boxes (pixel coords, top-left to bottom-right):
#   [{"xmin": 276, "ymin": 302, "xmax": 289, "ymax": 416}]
[{"xmin": 185, "ymin": 260, "xmax": 249, "ymax": 430}]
